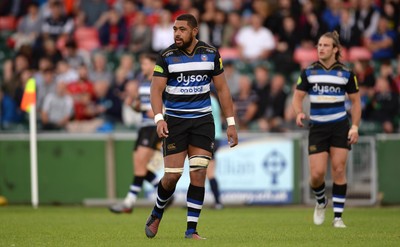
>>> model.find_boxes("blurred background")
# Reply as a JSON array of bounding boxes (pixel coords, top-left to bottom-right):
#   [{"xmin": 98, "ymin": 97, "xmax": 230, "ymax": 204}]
[{"xmin": 0, "ymin": 0, "xmax": 399, "ymax": 207}]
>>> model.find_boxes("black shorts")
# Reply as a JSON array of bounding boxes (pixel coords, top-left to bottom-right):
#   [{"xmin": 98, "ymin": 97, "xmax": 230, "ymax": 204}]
[
  {"xmin": 308, "ymin": 119, "xmax": 351, "ymax": 155},
  {"xmin": 163, "ymin": 114, "xmax": 215, "ymax": 156},
  {"xmin": 134, "ymin": 126, "xmax": 161, "ymax": 151}
]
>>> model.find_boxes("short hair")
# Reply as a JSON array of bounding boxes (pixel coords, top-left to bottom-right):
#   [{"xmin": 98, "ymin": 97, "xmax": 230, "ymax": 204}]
[
  {"xmin": 320, "ymin": 31, "xmax": 342, "ymax": 60},
  {"xmin": 176, "ymin": 14, "xmax": 198, "ymax": 29}
]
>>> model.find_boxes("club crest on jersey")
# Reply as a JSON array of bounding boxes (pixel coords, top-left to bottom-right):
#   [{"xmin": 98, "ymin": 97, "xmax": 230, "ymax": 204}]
[
  {"xmin": 337, "ymin": 71, "xmax": 343, "ymax": 77},
  {"xmin": 201, "ymin": 55, "xmax": 208, "ymax": 61}
]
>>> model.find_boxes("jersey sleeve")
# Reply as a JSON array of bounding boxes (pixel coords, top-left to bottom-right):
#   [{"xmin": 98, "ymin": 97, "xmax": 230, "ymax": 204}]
[
  {"xmin": 212, "ymin": 50, "xmax": 224, "ymax": 76},
  {"xmin": 153, "ymin": 54, "xmax": 169, "ymax": 78},
  {"xmin": 345, "ymin": 71, "xmax": 359, "ymax": 94},
  {"xmin": 295, "ymin": 70, "xmax": 310, "ymax": 92}
]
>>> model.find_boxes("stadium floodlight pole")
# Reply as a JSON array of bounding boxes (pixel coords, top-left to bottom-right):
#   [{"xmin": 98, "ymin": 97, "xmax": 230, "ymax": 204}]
[{"xmin": 29, "ymin": 102, "xmax": 39, "ymax": 208}]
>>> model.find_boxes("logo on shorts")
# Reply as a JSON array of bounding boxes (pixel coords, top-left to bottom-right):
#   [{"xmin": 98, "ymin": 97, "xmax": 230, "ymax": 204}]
[
  {"xmin": 210, "ymin": 142, "xmax": 214, "ymax": 150},
  {"xmin": 309, "ymin": 145, "xmax": 317, "ymax": 152},
  {"xmin": 142, "ymin": 138, "xmax": 149, "ymax": 146},
  {"xmin": 167, "ymin": 143, "xmax": 176, "ymax": 151}
]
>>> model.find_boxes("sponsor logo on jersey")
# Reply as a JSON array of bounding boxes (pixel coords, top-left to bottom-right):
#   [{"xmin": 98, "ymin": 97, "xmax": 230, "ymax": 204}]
[
  {"xmin": 180, "ymin": 86, "xmax": 203, "ymax": 93},
  {"xmin": 177, "ymin": 73, "xmax": 209, "ymax": 85},
  {"xmin": 312, "ymin": 83, "xmax": 341, "ymax": 95}
]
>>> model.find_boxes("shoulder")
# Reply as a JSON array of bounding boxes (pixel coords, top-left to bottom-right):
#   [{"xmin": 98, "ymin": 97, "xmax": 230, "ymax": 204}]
[
  {"xmin": 332, "ymin": 62, "xmax": 352, "ymax": 73},
  {"xmin": 195, "ymin": 41, "xmax": 218, "ymax": 54},
  {"xmin": 160, "ymin": 44, "xmax": 179, "ymax": 58},
  {"xmin": 304, "ymin": 61, "xmax": 320, "ymax": 71}
]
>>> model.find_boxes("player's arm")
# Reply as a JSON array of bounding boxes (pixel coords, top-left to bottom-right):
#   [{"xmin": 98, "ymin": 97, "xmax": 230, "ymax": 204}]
[
  {"xmin": 347, "ymin": 92, "xmax": 361, "ymax": 144},
  {"xmin": 150, "ymin": 76, "xmax": 168, "ymax": 137},
  {"xmin": 292, "ymin": 89, "xmax": 307, "ymax": 127},
  {"xmin": 213, "ymin": 72, "xmax": 238, "ymax": 147}
]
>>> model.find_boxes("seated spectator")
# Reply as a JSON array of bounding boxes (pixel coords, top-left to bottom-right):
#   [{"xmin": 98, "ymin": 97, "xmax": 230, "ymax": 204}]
[
  {"xmin": 121, "ymin": 80, "xmax": 142, "ymax": 128},
  {"xmin": 232, "ymin": 75, "xmax": 258, "ymax": 130},
  {"xmin": 41, "ymin": 1, "xmax": 74, "ymax": 42},
  {"xmin": 92, "ymin": 80, "xmax": 122, "ymax": 125},
  {"xmin": 252, "ymin": 64, "xmax": 271, "ymax": 119},
  {"xmin": 334, "ymin": 7, "xmax": 362, "ymax": 48},
  {"xmin": 298, "ymin": 0, "xmax": 326, "ymax": 47},
  {"xmin": 235, "ymin": 13, "xmax": 275, "ymax": 63},
  {"xmin": 37, "ymin": 68, "xmax": 57, "ymax": 112},
  {"xmin": 365, "ymin": 76, "xmax": 399, "ymax": 133},
  {"xmin": 152, "ymin": 9, "xmax": 174, "ymax": 53},
  {"xmin": 11, "ymin": 2, "xmax": 42, "ymax": 51},
  {"xmin": 55, "ymin": 59, "xmax": 79, "ymax": 85},
  {"xmin": 78, "ymin": 0, "xmax": 108, "ymax": 27},
  {"xmin": 129, "ymin": 11, "xmax": 152, "ymax": 56},
  {"xmin": 221, "ymin": 11, "xmax": 242, "ymax": 48},
  {"xmin": 321, "ymin": 0, "xmax": 342, "ymax": 32},
  {"xmin": 0, "ymin": 85, "xmax": 24, "ymax": 130},
  {"xmin": 354, "ymin": 0, "xmax": 380, "ymax": 38},
  {"xmin": 62, "ymin": 39, "xmax": 87, "ymax": 70},
  {"xmin": 66, "ymin": 65, "xmax": 95, "ymax": 121},
  {"xmin": 254, "ymin": 73, "xmax": 288, "ymax": 132},
  {"xmin": 41, "ymin": 82, "xmax": 73, "ymax": 130},
  {"xmin": 88, "ymin": 52, "xmax": 113, "ymax": 85},
  {"xmin": 223, "ymin": 60, "xmax": 241, "ymax": 97},
  {"xmin": 365, "ymin": 16, "xmax": 397, "ymax": 61},
  {"xmin": 270, "ymin": 15, "xmax": 300, "ymax": 75},
  {"xmin": 34, "ymin": 38, "xmax": 63, "ymax": 67},
  {"xmin": 97, "ymin": 8, "xmax": 129, "ymax": 52}
]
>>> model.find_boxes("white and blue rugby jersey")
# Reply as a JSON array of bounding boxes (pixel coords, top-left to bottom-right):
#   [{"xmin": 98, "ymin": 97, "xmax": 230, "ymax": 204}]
[
  {"xmin": 153, "ymin": 41, "xmax": 224, "ymax": 118},
  {"xmin": 296, "ymin": 61, "xmax": 359, "ymax": 124},
  {"xmin": 136, "ymin": 73, "xmax": 155, "ymax": 127}
]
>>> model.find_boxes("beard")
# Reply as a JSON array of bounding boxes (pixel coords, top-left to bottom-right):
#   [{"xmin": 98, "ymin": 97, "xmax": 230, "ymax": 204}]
[{"xmin": 175, "ymin": 35, "xmax": 193, "ymax": 50}]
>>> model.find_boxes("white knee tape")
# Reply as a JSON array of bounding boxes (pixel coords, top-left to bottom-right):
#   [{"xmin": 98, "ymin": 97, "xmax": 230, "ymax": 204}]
[
  {"xmin": 164, "ymin": 167, "xmax": 184, "ymax": 174},
  {"xmin": 189, "ymin": 155, "xmax": 211, "ymax": 171}
]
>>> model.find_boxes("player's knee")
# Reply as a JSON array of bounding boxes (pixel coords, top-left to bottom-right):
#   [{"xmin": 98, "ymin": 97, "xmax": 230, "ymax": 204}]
[
  {"xmin": 164, "ymin": 167, "xmax": 184, "ymax": 175},
  {"xmin": 189, "ymin": 155, "xmax": 211, "ymax": 172}
]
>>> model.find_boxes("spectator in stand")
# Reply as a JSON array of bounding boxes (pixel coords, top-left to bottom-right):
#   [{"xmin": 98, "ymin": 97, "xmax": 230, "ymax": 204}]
[
  {"xmin": 232, "ymin": 75, "xmax": 258, "ymax": 130},
  {"xmin": 255, "ymin": 73, "xmax": 288, "ymax": 132},
  {"xmin": 62, "ymin": 39, "xmax": 87, "ymax": 69},
  {"xmin": 88, "ymin": 52, "xmax": 113, "ymax": 85},
  {"xmin": 353, "ymin": 59, "xmax": 376, "ymax": 118},
  {"xmin": 223, "ymin": 60, "xmax": 240, "ymax": 97},
  {"xmin": 121, "ymin": 0, "xmax": 138, "ymax": 29},
  {"xmin": 152, "ymin": 9, "xmax": 174, "ymax": 53},
  {"xmin": 129, "ymin": 11, "xmax": 152, "ymax": 56},
  {"xmin": 393, "ymin": 59, "xmax": 400, "ymax": 93},
  {"xmin": 66, "ymin": 64, "xmax": 95, "ymax": 121},
  {"xmin": 0, "ymin": 85, "xmax": 24, "ymax": 130},
  {"xmin": 146, "ymin": 0, "xmax": 164, "ymax": 27},
  {"xmin": 252, "ymin": 64, "xmax": 271, "ymax": 120},
  {"xmin": 35, "ymin": 38, "xmax": 63, "ymax": 67},
  {"xmin": 208, "ymin": 9, "xmax": 226, "ymax": 49},
  {"xmin": 235, "ymin": 13, "xmax": 275, "ymax": 63},
  {"xmin": 365, "ymin": 76, "xmax": 399, "ymax": 133},
  {"xmin": 365, "ymin": 16, "xmax": 397, "ymax": 61},
  {"xmin": 41, "ymin": 82, "xmax": 74, "ymax": 130},
  {"xmin": 321, "ymin": 0, "xmax": 343, "ymax": 32},
  {"xmin": 116, "ymin": 54, "xmax": 136, "ymax": 81},
  {"xmin": 298, "ymin": 0, "xmax": 325, "ymax": 47},
  {"xmin": 41, "ymin": 1, "xmax": 74, "ymax": 42},
  {"xmin": 98, "ymin": 8, "xmax": 129, "ymax": 52},
  {"xmin": 11, "ymin": 2, "xmax": 43, "ymax": 51},
  {"xmin": 37, "ymin": 68, "xmax": 57, "ymax": 112},
  {"xmin": 78, "ymin": 0, "xmax": 108, "ymax": 27},
  {"xmin": 270, "ymin": 15, "xmax": 300, "ymax": 75},
  {"xmin": 55, "ymin": 59, "xmax": 79, "ymax": 85},
  {"xmin": 334, "ymin": 7, "xmax": 362, "ymax": 48},
  {"xmin": 91, "ymin": 80, "xmax": 122, "ymax": 125},
  {"xmin": 221, "ymin": 11, "xmax": 242, "ymax": 48},
  {"xmin": 354, "ymin": 0, "xmax": 380, "ymax": 38}
]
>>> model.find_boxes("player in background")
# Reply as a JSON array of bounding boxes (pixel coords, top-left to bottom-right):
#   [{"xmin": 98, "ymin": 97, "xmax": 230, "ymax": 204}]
[
  {"xmin": 292, "ymin": 31, "xmax": 361, "ymax": 228},
  {"xmin": 109, "ymin": 53, "xmax": 166, "ymax": 214}
]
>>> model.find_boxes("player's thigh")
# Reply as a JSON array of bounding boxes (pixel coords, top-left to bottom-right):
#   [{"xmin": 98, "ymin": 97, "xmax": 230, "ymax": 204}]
[
  {"xmin": 329, "ymin": 147, "xmax": 348, "ymax": 176},
  {"xmin": 134, "ymin": 146, "xmax": 155, "ymax": 175},
  {"xmin": 330, "ymin": 119, "xmax": 351, "ymax": 150},
  {"xmin": 189, "ymin": 114, "xmax": 215, "ymax": 154}
]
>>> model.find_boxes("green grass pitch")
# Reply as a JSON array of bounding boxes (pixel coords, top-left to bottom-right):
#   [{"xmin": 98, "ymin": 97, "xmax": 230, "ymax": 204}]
[{"xmin": 1, "ymin": 205, "xmax": 399, "ymax": 247}]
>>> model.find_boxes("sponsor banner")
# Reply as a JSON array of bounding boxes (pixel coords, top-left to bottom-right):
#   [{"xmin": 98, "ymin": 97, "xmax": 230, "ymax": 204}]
[{"xmin": 145, "ymin": 136, "xmax": 294, "ymax": 204}]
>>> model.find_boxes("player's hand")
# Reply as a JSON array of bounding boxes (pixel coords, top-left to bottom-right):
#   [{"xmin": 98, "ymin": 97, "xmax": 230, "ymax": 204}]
[
  {"xmin": 347, "ymin": 125, "xmax": 359, "ymax": 144},
  {"xmin": 156, "ymin": 120, "xmax": 169, "ymax": 138},
  {"xmin": 226, "ymin": 125, "xmax": 238, "ymax": 148},
  {"xmin": 296, "ymin": 112, "xmax": 306, "ymax": 127}
]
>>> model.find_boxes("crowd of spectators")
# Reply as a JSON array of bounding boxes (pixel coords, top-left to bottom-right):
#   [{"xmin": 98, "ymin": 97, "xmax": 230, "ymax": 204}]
[{"xmin": 0, "ymin": 0, "xmax": 399, "ymax": 134}]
